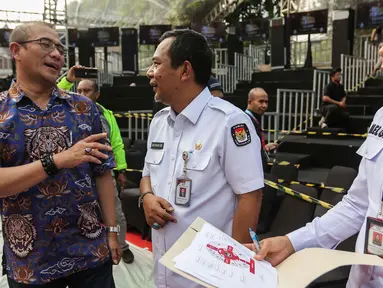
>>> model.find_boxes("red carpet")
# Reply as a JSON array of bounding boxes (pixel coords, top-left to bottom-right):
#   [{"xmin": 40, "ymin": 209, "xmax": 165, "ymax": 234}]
[{"xmin": 126, "ymin": 231, "xmax": 152, "ymax": 252}]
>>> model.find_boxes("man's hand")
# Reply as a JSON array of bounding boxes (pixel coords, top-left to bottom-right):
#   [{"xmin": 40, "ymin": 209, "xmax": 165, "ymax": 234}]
[
  {"xmin": 264, "ymin": 142, "xmax": 278, "ymax": 152},
  {"xmin": 107, "ymin": 233, "xmax": 122, "ymax": 265},
  {"xmin": 117, "ymin": 172, "xmax": 127, "ymax": 189},
  {"xmin": 54, "ymin": 133, "xmax": 112, "ymax": 169},
  {"xmin": 338, "ymin": 99, "xmax": 346, "ymax": 108},
  {"xmin": 66, "ymin": 65, "xmax": 84, "ymax": 83},
  {"xmin": 244, "ymin": 236, "xmax": 295, "ymax": 266},
  {"xmin": 143, "ymin": 194, "xmax": 177, "ymax": 229}
]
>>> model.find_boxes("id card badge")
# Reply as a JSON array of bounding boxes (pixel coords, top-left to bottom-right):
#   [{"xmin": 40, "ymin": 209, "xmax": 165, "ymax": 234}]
[
  {"xmin": 364, "ymin": 216, "xmax": 383, "ymax": 257},
  {"xmin": 175, "ymin": 176, "xmax": 192, "ymax": 207}
]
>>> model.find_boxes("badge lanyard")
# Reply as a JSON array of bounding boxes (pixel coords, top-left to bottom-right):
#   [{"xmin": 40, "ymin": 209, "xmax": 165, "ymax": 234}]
[
  {"xmin": 364, "ymin": 194, "xmax": 383, "ymax": 257},
  {"xmin": 245, "ymin": 109, "xmax": 266, "ymax": 148},
  {"xmin": 175, "ymin": 151, "xmax": 193, "ymax": 207}
]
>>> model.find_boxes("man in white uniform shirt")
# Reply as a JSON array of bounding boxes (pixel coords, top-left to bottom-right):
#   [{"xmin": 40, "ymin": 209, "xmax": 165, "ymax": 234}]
[
  {"xmin": 139, "ymin": 29, "xmax": 264, "ymax": 288},
  {"xmin": 247, "ymin": 107, "xmax": 383, "ymax": 287}
]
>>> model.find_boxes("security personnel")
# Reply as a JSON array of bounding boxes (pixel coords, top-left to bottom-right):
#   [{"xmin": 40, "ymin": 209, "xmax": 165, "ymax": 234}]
[
  {"xmin": 139, "ymin": 29, "xmax": 264, "ymax": 288},
  {"xmin": 207, "ymin": 76, "xmax": 224, "ymax": 97},
  {"xmin": 247, "ymin": 107, "xmax": 383, "ymax": 287}
]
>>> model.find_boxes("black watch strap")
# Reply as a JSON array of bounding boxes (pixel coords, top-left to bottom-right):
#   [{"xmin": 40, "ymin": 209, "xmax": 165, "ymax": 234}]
[{"xmin": 138, "ymin": 191, "xmax": 154, "ymax": 209}]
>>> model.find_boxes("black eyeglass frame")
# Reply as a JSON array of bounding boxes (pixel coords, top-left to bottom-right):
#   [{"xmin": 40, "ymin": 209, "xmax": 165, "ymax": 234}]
[{"xmin": 17, "ymin": 37, "xmax": 67, "ymax": 56}]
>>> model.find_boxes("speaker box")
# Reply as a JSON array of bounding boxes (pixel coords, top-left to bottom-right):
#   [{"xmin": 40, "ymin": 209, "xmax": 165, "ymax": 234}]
[
  {"xmin": 332, "ymin": 9, "xmax": 355, "ymax": 68},
  {"xmin": 270, "ymin": 18, "xmax": 286, "ymax": 69},
  {"xmin": 121, "ymin": 28, "xmax": 139, "ymax": 75},
  {"xmin": 227, "ymin": 33, "xmax": 243, "ymax": 65},
  {"xmin": 78, "ymin": 30, "xmax": 95, "ymax": 67}
]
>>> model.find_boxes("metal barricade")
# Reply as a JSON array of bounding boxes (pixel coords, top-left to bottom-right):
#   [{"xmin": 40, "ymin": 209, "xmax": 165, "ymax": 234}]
[
  {"xmin": 364, "ymin": 41, "xmax": 378, "ymax": 64},
  {"xmin": 234, "ymin": 52, "xmax": 254, "ymax": 81},
  {"xmin": 214, "ymin": 48, "xmax": 228, "ymax": 69},
  {"xmin": 215, "ymin": 63, "xmax": 236, "ymax": 93},
  {"xmin": 313, "ymin": 70, "xmax": 330, "ymax": 109},
  {"xmin": 248, "ymin": 45, "xmax": 266, "ymax": 70},
  {"xmin": 276, "ymin": 89, "xmax": 316, "ymax": 132},
  {"xmin": 341, "ymin": 54, "xmax": 372, "ymax": 91},
  {"xmin": 0, "ymin": 53, "xmax": 12, "ymax": 76},
  {"xmin": 115, "ymin": 110, "xmax": 153, "ymax": 140},
  {"xmin": 261, "ymin": 112, "xmax": 279, "ymax": 143}
]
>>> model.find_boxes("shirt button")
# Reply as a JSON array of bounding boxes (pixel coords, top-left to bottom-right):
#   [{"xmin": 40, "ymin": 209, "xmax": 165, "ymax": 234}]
[
  {"xmin": 172, "ymin": 157, "xmax": 175, "ymax": 161},
  {"xmin": 193, "ymin": 164, "xmax": 196, "ymax": 168},
  {"xmin": 168, "ymin": 181, "xmax": 171, "ymax": 185}
]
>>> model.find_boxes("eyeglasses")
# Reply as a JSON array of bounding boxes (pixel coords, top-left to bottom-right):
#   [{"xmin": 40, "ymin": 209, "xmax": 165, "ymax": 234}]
[{"xmin": 18, "ymin": 37, "xmax": 67, "ymax": 56}]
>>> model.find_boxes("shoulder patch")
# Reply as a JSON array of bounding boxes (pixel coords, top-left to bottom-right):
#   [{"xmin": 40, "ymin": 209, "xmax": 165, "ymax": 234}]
[{"xmin": 231, "ymin": 123, "xmax": 251, "ymax": 147}]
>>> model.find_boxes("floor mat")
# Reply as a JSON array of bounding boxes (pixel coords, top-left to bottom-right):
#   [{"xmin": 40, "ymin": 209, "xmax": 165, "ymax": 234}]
[{"xmin": 126, "ymin": 230, "xmax": 152, "ymax": 252}]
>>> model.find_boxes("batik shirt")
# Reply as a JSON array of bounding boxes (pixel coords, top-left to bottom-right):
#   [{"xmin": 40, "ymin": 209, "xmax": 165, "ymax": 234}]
[{"xmin": 0, "ymin": 81, "xmax": 115, "ymax": 284}]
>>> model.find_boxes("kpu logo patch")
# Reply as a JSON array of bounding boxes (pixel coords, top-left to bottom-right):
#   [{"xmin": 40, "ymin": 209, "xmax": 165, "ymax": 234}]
[{"xmin": 231, "ymin": 123, "xmax": 251, "ymax": 147}]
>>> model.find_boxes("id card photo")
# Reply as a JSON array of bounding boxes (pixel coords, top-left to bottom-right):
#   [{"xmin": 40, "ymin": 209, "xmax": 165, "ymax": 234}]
[
  {"xmin": 365, "ymin": 217, "xmax": 383, "ymax": 257},
  {"xmin": 175, "ymin": 177, "xmax": 192, "ymax": 207}
]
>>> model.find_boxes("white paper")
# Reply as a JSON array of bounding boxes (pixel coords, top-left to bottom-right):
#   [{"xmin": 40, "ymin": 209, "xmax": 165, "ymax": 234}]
[{"xmin": 173, "ymin": 223, "xmax": 277, "ymax": 288}]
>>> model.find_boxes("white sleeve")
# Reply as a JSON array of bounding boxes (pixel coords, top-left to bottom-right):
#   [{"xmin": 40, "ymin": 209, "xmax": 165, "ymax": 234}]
[
  {"xmin": 142, "ymin": 120, "xmax": 154, "ymax": 178},
  {"xmin": 219, "ymin": 111, "xmax": 264, "ymax": 194},
  {"xmin": 287, "ymin": 157, "xmax": 369, "ymax": 251}
]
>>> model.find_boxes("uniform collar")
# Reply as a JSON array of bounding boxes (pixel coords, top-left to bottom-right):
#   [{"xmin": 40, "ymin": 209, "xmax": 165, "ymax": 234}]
[
  {"xmin": 8, "ymin": 79, "xmax": 71, "ymax": 104},
  {"xmin": 168, "ymin": 87, "xmax": 212, "ymax": 125}
]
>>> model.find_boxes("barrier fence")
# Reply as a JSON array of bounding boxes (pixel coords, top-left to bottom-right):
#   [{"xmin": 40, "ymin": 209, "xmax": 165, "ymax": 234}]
[
  {"xmin": 341, "ymin": 54, "xmax": 372, "ymax": 91},
  {"xmin": 115, "ymin": 110, "xmax": 152, "ymax": 140},
  {"xmin": 276, "ymin": 89, "xmax": 316, "ymax": 133},
  {"xmin": 261, "ymin": 112, "xmax": 279, "ymax": 143},
  {"xmin": 313, "ymin": 70, "xmax": 330, "ymax": 110},
  {"xmin": 234, "ymin": 52, "xmax": 255, "ymax": 82},
  {"xmin": 215, "ymin": 63, "xmax": 237, "ymax": 94}
]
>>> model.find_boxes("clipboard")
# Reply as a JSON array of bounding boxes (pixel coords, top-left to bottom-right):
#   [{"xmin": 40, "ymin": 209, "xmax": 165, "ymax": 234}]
[{"xmin": 160, "ymin": 217, "xmax": 383, "ymax": 288}]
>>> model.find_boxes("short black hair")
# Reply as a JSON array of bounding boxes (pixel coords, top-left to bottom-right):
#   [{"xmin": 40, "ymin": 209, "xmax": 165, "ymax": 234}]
[
  {"xmin": 159, "ymin": 29, "xmax": 213, "ymax": 87},
  {"xmin": 330, "ymin": 68, "xmax": 341, "ymax": 77}
]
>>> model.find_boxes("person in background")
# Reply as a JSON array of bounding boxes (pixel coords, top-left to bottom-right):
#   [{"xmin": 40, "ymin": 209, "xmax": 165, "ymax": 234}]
[
  {"xmin": 246, "ymin": 88, "xmax": 278, "ymax": 152},
  {"xmin": 140, "ymin": 29, "xmax": 264, "ymax": 288},
  {"xmin": 207, "ymin": 76, "xmax": 224, "ymax": 97},
  {"xmin": 57, "ymin": 69, "xmax": 135, "ymax": 264},
  {"xmin": 372, "ymin": 42, "xmax": 383, "ymax": 77},
  {"xmin": 371, "ymin": 25, "xmax": 383, "ymax": 45},
  {"xmin": 319, "ymin": 68, "xmax": 349, "ymax": 130},
  {"xmin": 245, "ymin": 87, "xmax": 278, "ymax": 168},
  {"xmin": 2, "ymin": 21, "xmax": 120, "ymax": 287}
]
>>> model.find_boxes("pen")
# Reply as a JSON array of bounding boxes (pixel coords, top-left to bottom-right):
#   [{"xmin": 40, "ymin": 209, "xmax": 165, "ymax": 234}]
[{"xmin": 249, "ymin": 228, "xmax": 261, "ymax": 253}]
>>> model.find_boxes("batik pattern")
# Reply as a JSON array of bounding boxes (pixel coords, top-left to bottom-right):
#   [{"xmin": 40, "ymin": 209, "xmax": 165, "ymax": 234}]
[{"xmin": 0, "ymin": 80, "xmax": 115, "ymax": 284}]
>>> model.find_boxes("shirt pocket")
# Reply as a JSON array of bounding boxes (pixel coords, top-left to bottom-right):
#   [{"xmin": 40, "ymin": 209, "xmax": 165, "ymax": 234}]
[
  {"xmin": 357, "ymin": 137, "xmax": 383, "ymax": 162},
  {"xmin": 145, "ymin": 149, "xmax": 165, "ymax": 192},
  {"xmin": 187, "ymin": 152, "xmax": 212, "ymax": 171},
  {"xmin": 145, "ymin": 149, "xmax": 165, "ymax": 165}
]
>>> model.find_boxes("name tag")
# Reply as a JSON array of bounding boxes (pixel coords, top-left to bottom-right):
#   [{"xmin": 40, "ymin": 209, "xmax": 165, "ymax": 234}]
[{"xmin": 151, "ymin": 142, "xmax": 164, "ymax": 150}]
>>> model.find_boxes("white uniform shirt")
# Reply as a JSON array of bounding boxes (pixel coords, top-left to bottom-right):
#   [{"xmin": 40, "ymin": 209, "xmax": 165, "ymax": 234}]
[
  {"xmin": 288, "ymin": 107, "xmax": 383, "ymax": 288},
  {"xmin": 143, "ymin": 88, "xmax": 264, "ymax": 288}
]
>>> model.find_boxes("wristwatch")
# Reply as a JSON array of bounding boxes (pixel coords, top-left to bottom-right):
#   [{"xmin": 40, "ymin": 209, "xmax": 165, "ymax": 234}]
[
  {"xmin": 106, "ymin": 225, "xmax": 120, "ymax": 235},
  {"xmin": 138, "ymin": 191, "xmax": 154, "ymax": 209}
]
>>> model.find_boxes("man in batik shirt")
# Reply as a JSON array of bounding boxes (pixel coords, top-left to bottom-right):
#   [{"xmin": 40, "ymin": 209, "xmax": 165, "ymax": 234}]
[{"xmin": 0, "ymin": 21, "xmax": 121, "ymax": 288}]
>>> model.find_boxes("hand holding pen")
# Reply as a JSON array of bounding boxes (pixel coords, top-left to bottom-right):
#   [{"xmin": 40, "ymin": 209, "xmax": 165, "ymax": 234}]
[{"xmin": 244, "ymin": 232, "xmax": 296, "ymax": 267}]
